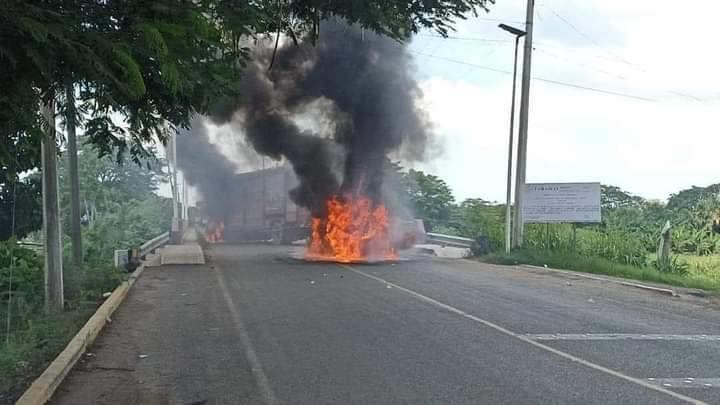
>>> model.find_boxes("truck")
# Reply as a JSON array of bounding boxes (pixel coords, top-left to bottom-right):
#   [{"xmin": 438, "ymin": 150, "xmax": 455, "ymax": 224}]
[
  {"xmin": 222, "ymin": 165, "xmax": 311, "ymax": 244},
  {"xmin": 199, "ymin": 165, "xmax": 425, "ymax": 247}
]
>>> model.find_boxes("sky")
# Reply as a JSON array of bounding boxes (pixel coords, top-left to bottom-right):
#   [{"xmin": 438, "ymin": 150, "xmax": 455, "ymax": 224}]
[{"xmin": 409, "ymin": 0, "xmax": 720, "ymax": 203}]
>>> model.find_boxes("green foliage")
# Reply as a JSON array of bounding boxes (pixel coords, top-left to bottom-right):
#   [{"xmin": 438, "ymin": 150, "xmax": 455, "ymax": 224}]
[
  {"xmin": 484, "ymin": 249, "xmax": 720, "ymax": 291},
  {"xmin": 447, "ymin": 199, "xmax": 504, "ymax": 250},
  {"xmin": 579, "ymin": 229, "xmax": 648, "ymax": 267},
  {"xmin": 653, "ymin": 255, "xmax": 689, "ymax": 275},
  {"xmin": 403, "ymin": 169, "xmax": 455, "ymax": 230},
  {"xmin": 386, "ymin": 162, "xmax": 456, "ymax": 231},
  {"xmin": 1, "ymin": 0, "xmax": 495, "ymax": 174},
  {"xmin": 0, "ymin": 240, "xmax": 44, "ymax": 312},
  {"xmin": 0, "ymin": 135, "xmax": 171, "ymax": 398},
  {"xmin": 0, "ymin": 176, "xmax": 42, "ymax": 240},
  {"xmin": 667, "ymin": 183, "xmax": 720, "ymax": 211}
]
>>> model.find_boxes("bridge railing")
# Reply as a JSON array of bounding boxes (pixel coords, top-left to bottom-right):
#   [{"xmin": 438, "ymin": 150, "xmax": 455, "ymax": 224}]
[
  {"xmin": 138, "ymin": 232, "xmax": 170, "ymax": 258},
  {"xmin": 425, "ymin": 232, "xmax": 474, "ymax": 248}
]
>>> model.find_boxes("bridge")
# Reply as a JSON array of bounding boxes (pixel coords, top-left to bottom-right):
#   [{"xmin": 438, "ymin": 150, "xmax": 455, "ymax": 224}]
[{"xmin": 22, "ymin": 231, "xmax": 720, "ymax": 404}]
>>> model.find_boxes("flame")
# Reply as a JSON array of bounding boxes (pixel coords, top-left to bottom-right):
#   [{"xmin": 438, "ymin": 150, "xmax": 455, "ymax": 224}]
[
  {"xmin": 205, "ymin": 221, "xmax": 225, "ymax": 243},
  {"xmin": 306, "ymin": 195, "xmax": 397, "ymax": 263}
]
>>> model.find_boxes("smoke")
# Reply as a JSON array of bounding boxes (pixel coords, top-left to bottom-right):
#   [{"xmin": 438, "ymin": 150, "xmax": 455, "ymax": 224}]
[
  {"xmin": 175, "ymin": 119, "xmax": 235, "ymax": 219},
  {"xmin": 180, "ymin": 19, "xmax": 433, "ymax": 217}
]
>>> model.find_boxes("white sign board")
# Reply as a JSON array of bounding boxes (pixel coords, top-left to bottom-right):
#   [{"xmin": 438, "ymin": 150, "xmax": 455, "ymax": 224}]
[{"xmin": 523, "ymin": 182, "xmax": 601, "ymax": 223}]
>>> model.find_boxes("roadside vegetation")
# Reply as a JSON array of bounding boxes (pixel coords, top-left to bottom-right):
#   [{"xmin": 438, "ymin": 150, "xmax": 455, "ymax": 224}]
[
  {"xmin": 0, "ymin": 144, "xmax": 171, "ymax": 400},
  {"xmin": 395, "ymin": 164, "xmax": 720, "ymax": 291},
  {"xmin": 0, "ymin": 1, "xmax": 495, "ymax": 401}
]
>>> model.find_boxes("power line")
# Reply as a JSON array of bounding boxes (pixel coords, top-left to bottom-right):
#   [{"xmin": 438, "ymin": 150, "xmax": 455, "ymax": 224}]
[
  {"xmin": 411, "ymin": 51, "xmax": 657, "ymax": 102},
  {"xmin": 542, "ymin": 6, "xmax": 706, "ymax": 103},
  {"xmin": 418, "ymin": 34, "xmax": 512, "ymax": 43},
  {"xmin": 534, "ymin": 48, "xmax": 626, "ymax": 80},
  {"xmin": 545, "ymin": 6, "xmax": 644, "ymax": 72}
]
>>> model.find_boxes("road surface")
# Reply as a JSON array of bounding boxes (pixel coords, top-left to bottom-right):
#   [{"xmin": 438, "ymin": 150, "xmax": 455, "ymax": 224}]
[{"xmin": 52, "ymin": 245, "xmax": 720, "ymax": 404}]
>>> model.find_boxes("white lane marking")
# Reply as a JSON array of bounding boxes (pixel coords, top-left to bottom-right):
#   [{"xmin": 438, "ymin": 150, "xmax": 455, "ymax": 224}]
[
  {"xmin": 214, "ymin": 265, "xmax": 279, "ymax": 405},
  {"xmin": 523, "ymin": 334, "xmax": 720, "ymax": 341},
  {"xmin": 647, "ymin": 378, "xmax": 720, "ymax": 389},
  {"xmin": 340, "ymin": 264, "xmax": 707, "ymax": 405}
]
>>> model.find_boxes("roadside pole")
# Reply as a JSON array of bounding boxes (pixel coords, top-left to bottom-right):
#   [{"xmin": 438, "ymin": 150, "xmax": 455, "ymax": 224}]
[
  {"xmin": 512, "ymin": 0, "xmax": 535, "ymax": 248},
  {"xmin": 41, "ymin": 97, "xmax": 64, "ymax": 311},
  {"xmin": 66, "ymin": 84, "xmax": 83, "ymax": 274},
  {"xmin": 170, "ymin": 130, "xmax": 181, "ymax": 242},
  {"xmin": 499, "ymin": 26, "xmax": 525, "ymax": 255}
]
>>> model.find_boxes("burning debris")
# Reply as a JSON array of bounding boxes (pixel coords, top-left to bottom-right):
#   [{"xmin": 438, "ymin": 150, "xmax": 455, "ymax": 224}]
[
  {"xmin": 205, "ymin": 221, "xmax": 225, "ymax": 244},
  {"xmin": 177, "ymin": 19, "xmax": 433, "ymax": 262},
  {"xmin": 307, "ymin": 195, "xmax": 396, "ymax": 263}
]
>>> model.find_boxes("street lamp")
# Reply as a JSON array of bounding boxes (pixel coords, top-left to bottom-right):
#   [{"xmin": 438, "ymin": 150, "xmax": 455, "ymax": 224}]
[{"xmin": 499, "ymin": 23, "xmax": 526, "ymax": 255}]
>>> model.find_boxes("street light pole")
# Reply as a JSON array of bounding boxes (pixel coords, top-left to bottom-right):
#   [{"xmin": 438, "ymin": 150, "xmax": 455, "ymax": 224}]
[
  {"xmin": 498, "ymin": 24, "xmax": 526, "ymax": 255},
  {"xmin": 513, "ymin": 0, "xmax": 536, "ymax": 248}
]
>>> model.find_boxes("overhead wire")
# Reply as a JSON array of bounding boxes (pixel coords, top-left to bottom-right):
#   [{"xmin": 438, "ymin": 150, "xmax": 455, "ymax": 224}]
[
  {"xmin": 410, "ymin": 51, "xmax": 657, "ymax": 102},
  {"xmin": 541, "ymin": 4, "xmax": 706, "ymax": 103},
  {"xmin": 418, "ymin": 34, "xmax": 512, "ymax": 43}
]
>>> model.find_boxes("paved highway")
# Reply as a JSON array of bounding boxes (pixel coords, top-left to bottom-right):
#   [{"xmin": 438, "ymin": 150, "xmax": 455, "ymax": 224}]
[{"xmin": 53, "ymin": 245, "xmax": 720, "ymax": 404}]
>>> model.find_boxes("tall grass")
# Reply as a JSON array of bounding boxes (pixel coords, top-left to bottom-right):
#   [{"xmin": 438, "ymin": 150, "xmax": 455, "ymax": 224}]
[{"xmin": 484, "ymin": 249, "xmax": 720, "ymax": 292}]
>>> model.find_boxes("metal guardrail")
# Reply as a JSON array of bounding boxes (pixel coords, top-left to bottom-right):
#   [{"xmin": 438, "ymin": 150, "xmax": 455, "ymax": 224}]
[
  {"xmin": 425, "ymin": 232, "xmax": 474, "ymax": 248},
  {"xmin": 139, "ymin": 232, "xmax": 170, "ymax": 257}
]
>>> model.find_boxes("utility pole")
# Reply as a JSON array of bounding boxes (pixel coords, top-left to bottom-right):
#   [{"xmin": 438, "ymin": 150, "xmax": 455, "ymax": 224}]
[
  {"xmin": 512, "ymin": 0, "xmax": 535, "ymax": 248},
  {"xmin": 169, "ymin": 130, "xmax": 181, "ymax": 242},
  {"xmin": 66, "ymin": 84, "xmax": 82, "ymax": 273},
  {"xmin": 41, "ymin": 97, "xmax": 64, "ymax": 311},
  {"xmin": 182, "ymin": 176, "xmax": 188, "ymax": 221},
  {"xmin": 498, "ymin": 24, "xmax": 526, "ymax": 255}
]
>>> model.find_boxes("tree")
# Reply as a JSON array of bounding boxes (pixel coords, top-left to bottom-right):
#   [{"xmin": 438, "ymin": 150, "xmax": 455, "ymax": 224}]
[
  {"xmin": 1, "ymin": 0, "xmax": 494, "ymax": 172},
  {"xmin": 601, "ymin": 185, "xmax": 644, "ymax": 210},
  {"xmin": 667, "ymin": 184, "xmax": 720, "ymax": 211},
  {"xmin": 403, "ymin": 169, "xmax": 455, "ymax": 230},
  {"xmin": 0, "ymin": 175, "xmax": 42, "ymax": 240},
  {"xmin": 57, "ymin": 139, "xmax": 164, "ymax": 229}
]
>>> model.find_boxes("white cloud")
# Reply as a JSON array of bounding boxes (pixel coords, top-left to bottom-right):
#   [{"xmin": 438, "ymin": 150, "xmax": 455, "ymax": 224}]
[{"xmin": 413, "ymin": 0, "xmax": 720, "ymax": 203}]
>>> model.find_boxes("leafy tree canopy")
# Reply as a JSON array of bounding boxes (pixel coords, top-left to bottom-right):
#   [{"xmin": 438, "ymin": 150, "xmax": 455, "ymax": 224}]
[
  {"xmin": 667, "ymin": 183, "xmax": 720, "ymax": 211},
  {"xmin": 403, "ymin": 169, "xmax": 455, "ymax": 230},
  {"xmin": 0, "ymin": 175, "xmax": 42, "ymax": 240},
  {"xmin": 0, "ymin": 0, "xmax": 493, "ymax": 173},
  {"xmin": 601, "ymin": 184, "xmax": 644, "ymax": 209}
]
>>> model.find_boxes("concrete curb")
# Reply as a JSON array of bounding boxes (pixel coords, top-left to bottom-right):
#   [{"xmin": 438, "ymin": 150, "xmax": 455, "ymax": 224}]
[
  {"xmin": 519, "ymin": 264, "xmax": 681, "ymax": 297},
  {"xmin": 15, "ymin": 264, "xmax": 147, "ymax": 405}
]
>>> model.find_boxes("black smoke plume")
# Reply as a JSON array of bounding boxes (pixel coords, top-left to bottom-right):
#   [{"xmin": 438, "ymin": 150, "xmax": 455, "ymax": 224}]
[
  {"xmin": 180, "ymin": 19, "xmax": 432, "ymax": 217},
  {"xmin": 175, "ymin": 120, "xmax": 235, "ymax": 219}
]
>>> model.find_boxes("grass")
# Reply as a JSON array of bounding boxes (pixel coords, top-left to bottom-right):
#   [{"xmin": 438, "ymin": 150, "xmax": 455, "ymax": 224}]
[
  {"xmin": 0, "ymin": 303, "xmax": 101, "ymax": 402},
  {"xmin": 0, "ymin": 264, "xmax": 124, "ymax": 403},
  {"xmin": 483, "ymin": 249, "xmax": 720, "ymax": 292}
]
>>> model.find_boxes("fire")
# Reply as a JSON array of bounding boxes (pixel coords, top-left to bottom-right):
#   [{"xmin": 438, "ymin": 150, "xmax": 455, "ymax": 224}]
[
  {"xmin": 205, "ymin": 221, "xmax": 225, "ymax": 243},
  {"xmin": 306, "ymin": 195, "xmax": 397, "ymax": 263}
]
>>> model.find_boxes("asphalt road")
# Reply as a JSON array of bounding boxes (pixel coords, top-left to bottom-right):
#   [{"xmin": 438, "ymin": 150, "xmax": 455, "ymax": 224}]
[{"xmin": 52, "ymin": 245, "xmax": 720, "ymax": 405}]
